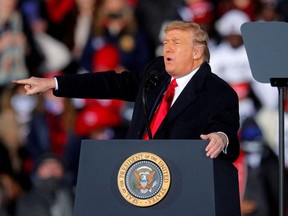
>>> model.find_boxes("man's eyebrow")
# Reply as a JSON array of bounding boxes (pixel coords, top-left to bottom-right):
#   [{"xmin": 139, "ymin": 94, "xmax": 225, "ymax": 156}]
[{"xmin": 164, "ymin": 38, "xmax": 181, "ymax": 41}]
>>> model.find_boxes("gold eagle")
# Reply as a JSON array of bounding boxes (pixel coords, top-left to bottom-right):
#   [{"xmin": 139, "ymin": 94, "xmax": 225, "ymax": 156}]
[{"xmin": 134, "ymin": 169, "xmax": 155, "ymax": 190}]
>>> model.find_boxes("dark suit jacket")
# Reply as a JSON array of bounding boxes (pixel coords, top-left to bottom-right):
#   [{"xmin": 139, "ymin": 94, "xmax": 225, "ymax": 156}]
[{"xmin": 54, "ymin": 56, "xmax": 240, "ymax": 162}]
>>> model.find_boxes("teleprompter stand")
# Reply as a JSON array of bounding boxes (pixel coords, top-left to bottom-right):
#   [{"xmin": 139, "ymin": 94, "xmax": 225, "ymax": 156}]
[{"xmin": 241, "ymin": 21, "xmax": 288, "ymax": 216}]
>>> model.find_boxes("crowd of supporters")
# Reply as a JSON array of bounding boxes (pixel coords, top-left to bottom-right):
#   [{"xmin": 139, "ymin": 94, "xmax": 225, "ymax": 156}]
[{"xmin": 1, "ymin": 0, "xmax": 288, "ymax": 215}]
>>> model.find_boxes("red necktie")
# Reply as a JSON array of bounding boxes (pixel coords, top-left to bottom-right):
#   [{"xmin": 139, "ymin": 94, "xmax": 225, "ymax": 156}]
[{"xmin": 144, "ymin": 79, "xmax": 178, "ymax": 139}]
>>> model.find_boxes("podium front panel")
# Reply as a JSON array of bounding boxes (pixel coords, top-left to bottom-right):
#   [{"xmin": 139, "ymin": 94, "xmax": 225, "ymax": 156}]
[{"xmin": 73, "ymin": 140, "xmax": 240, "ymax": 216}]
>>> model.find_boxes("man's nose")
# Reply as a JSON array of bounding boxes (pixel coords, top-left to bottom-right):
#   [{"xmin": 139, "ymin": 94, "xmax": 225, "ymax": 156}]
[{"xmin": 164, "ymin": 45, "xmax": 173, "ymax": 53}]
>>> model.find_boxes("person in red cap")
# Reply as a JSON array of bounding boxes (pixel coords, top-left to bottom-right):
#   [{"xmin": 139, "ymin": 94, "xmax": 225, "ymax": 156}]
[
  {"xmin": 92, "ymin": 44, "xmax": 124, "ymax": 73},
  {"xmin": 74, "ymin": 104, "xmax": 122, "ymax": 139}
]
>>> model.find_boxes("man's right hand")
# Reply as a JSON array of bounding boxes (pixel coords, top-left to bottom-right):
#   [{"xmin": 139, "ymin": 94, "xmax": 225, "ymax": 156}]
[{"xmin": 12, "ymin": 77, "xmax": 56, "ymax": 95}]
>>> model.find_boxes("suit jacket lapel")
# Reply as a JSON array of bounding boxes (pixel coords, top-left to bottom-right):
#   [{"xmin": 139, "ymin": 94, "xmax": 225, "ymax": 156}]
[
  {"xmin": 145, "ymin": 70, "xmax": 171, "ymax": 120},
  {"xmin": 155, "ymin": 63, "xmax": 211, "ymax": 135}
]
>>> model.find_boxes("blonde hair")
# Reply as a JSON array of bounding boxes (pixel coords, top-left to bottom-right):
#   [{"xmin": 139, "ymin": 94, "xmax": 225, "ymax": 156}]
[{"xmin": 164, "ymin": 20, "xmax": 210, "ymax": 63}]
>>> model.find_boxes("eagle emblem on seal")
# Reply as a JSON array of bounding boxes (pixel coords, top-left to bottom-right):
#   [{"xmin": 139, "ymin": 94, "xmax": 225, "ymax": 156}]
[{"xmin": 133, "ymin": 166, "xmax": 158, "ymax": 194}]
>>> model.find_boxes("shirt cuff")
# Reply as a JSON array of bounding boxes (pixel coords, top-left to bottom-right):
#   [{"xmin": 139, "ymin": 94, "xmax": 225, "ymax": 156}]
[
  {"xmin": 54, "ymin": 77, "xmax": 59, "ymax": 90},
  {"xmin": 217, "ymin": 132, "xmax": 229, "ymax": 154}
]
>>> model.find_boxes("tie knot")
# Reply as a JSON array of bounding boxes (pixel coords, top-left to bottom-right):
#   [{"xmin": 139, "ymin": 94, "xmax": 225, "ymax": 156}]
[
  {"xmin": 169, "ymin": 79, "xmax": 178, "ymax": 89},
  {"xmin": 164, "ymin": 79, "xmax": 177, "ymax": 103}
]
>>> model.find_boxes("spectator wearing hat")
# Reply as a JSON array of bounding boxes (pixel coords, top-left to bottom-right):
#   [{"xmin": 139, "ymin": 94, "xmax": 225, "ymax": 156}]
[
  {"xmin": 63, "ymin": 99, "xmax": 125, "ymax": 188},
  {"xmin": 210, "ymin": 9, "xmax": 278, "ymax": 125},
  {"xmin": 74, "ymin": 103, "xmax": 122, "ymax": 140},
  {"xmin": 234, "ymin": 117, "xmax": 280, "ymax": 216},
  {"xmin": 92, "ymin": 44, "xmax": 121, "ymax": 72},
  {"xmin": 15, "ymin": 152, "xmax": 73, "ymax": 216}
]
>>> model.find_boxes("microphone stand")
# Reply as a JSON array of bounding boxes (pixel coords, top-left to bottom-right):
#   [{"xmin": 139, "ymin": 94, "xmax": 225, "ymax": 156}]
[
  {"xmin": 142, "ymin": 88, "xmax": 153, "ymax": 139},
  {"xmin": 142, "ymin": 71, "xmax": 160, "ymax": 140}
]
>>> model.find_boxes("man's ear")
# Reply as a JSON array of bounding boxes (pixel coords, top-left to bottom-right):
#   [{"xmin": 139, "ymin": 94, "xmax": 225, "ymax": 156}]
[{"xmin": 193, "ymin": 46, "xmax": 204, "ymax": 60}]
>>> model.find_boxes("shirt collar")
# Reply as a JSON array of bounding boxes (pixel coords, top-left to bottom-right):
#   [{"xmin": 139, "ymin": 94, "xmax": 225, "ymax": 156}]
[
  {"xmin": 173, "ymin": 67, "xmax": 200, "ymax": 91},
  {"xmin": 171, "ymin": 67, "xmax": 200, "ymax": 105}
]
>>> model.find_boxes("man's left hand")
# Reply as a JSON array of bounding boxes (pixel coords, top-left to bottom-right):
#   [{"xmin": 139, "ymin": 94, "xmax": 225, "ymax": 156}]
[{"xmin": 201, "ymin": 133, "xmax": 227, "ymax": 158}]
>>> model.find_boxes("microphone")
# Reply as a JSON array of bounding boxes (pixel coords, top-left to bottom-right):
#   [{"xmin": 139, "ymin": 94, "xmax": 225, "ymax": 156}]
[
  {"xmin": 144, "ymin": 70, "xmax": 160, "ymax": 91},
  {"xmin": 142, "ymin": 70, "xmax": 160, "ymax": 139}
]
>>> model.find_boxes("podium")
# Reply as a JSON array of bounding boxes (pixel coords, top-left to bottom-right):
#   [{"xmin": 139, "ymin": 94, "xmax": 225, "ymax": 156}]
[{"xmin": 73, "ymin": 140, "xmax": 240, "ymax": 216}]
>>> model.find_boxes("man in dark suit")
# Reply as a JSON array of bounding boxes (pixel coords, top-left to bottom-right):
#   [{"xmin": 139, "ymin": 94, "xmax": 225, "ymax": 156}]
[{"xmin": 13, "ymin": 20, "xmax": 240, "ymax": 162}]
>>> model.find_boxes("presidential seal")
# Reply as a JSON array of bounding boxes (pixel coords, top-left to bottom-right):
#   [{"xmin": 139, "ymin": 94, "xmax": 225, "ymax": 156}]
[{"xmin": 117, "ymin": 152, "xmax": 171, "ymax": 207}]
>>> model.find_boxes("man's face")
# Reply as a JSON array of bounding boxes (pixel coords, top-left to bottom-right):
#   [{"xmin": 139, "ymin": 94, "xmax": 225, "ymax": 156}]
[
  {"xmin": 163, "ymin": 29, "xmax": 197, "ymax": 78},
  {"xmin": 37, "ymin": 159, "xmax": 64, "ymax": 179},
  {"xmin": 227, "ymin": 34, "xmax": 243, "ymax": 48}
]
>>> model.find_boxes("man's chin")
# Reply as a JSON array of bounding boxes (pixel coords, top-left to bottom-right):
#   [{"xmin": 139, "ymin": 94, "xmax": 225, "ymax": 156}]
[
  {"xmin": 166, "ymin": 71, "xmax": 174, "ymax": 77},
  {"xmin": 165, "ymin": 67, "xmax": 174, "ymax": 76}
]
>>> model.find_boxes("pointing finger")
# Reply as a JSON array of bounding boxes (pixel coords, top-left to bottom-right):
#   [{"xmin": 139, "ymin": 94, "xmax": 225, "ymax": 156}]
[{"xmin": 12, "ymin": 79, "xmax": 31, "ymax": 85}]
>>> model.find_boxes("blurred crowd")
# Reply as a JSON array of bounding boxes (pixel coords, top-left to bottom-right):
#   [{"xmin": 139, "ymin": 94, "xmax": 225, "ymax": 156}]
[{"xmin": 0, "ymin": 0, "xmax": 288, "ymax": 215}]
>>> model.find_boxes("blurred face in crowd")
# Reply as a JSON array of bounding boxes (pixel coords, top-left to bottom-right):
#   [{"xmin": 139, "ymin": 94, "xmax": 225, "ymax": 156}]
[
  {"xmin": 11, "ymin": 85, "xmax": 38, "ymax": 124},
  {"xmin": 37, "ymin": 159, "xmax": 64, "ymax": 180},
  {"xmin": 102, "ymin": 0, "xmax": 131, "ymax": 34},
  {"xmin": 76, "ymin": 0, "xmax": 97, "ymax": 9},
  {"xmin": 103, "ymin": 0, "xmax": 125, "ymax": 12},
  {"xmin": 0, "ymin": 0, "xmax": 16, "ymax": 22},
  {"xmin": 227, "ymin": 34, "xmax": 244, "ymax": 49},
  {"xmin": 163, "ymin": 29, "xmax": 204, "ymax": 78}
]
